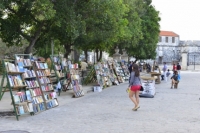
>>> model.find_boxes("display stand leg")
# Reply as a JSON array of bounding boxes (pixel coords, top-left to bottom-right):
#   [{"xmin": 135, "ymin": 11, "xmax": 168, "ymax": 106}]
[
  {"xmin": 7, "ymin": 79, "xmax": 19, "ymax": 120},
  {"xmin": 0, "ymin": 67, "xmax": 6, "ymax": 100}
]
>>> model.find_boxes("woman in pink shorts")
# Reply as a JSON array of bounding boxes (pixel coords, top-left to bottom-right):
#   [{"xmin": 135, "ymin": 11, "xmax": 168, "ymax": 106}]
[{"xmin": 129, "ymin": 64, "xmax": 142, "ymax": 111}]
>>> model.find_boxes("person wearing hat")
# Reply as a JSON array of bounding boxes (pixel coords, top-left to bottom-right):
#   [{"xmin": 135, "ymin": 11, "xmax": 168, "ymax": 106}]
[
  {"xmin": 170, "ymin": 70, "xmax": 180, "ymax": 89},
  {"xmin": 80, "ymin": 59, "xmax": 88, "ymax": 79}
]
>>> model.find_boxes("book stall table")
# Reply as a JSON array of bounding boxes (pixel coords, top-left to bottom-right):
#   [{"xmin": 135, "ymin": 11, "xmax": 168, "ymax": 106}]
[
  {"xmin": 50, "ymin": 55, "xmax": 72, "ymax": 95},
  {"xmin": 0, "ymin": 54, "xmax": 59, "ymax": 121},
  {"xmin": 139, "ymin": 76, "xmax": 156, "ymax": 98},
  {"xmin": 34, "ymin": 60, "xmax": 59, "ymax": 110},
  {"xmin": 2, "ymin": 58, "xmax": 31, "ymax": 120},
  {"xmin": 108, "ymin": 61, "xmax": 124, "ymax": 84},
  {"xmin": 150, "ymin": 72, "xmax": 161, "ymax": 84},
  {"xmin": 119, "ymin": 61, "xmax": 130, "ymax": 81},
  {"xmin": 113, "ymin": 60, "xmax": 125, "ymax": 83},
  {"xmin": 107, "ymin": 61, "xmax": 120, "ymax": 85},
  {"xmin": 15, "ymin": 54, "xmax": 47, "ymax": 116},
  {"xmin": 101, "ymin": 62, "xmax": 113, "ymax": 87},
  {"xmin": 94, "ymin": 63, "xmax": 105, "ymax": 91},
  {"xmin": 69, "ymin": 63, "xmax": 84, "ymax": 98}
]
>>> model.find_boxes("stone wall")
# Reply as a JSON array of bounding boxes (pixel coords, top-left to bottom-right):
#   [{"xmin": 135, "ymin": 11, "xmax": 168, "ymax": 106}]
[{"xmin": 156, "ymin": 40, "xmax": 200, "ymax": 65}]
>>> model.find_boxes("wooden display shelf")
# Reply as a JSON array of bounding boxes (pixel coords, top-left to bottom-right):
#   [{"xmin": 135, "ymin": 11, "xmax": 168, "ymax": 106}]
[
  {"xmin": 23, "ymin": 76, "xmax": 37, "ymax": 79},
  {"xmin": 11, "ymin": 85, "xmax": 27, "ymax": 89},
  {"xmin": 23, "ymin": 65, "xmax": 33, "ymax": 68},
  {"xmin": 8, "ymin": 72, "xmax": 24, "ymax": 75}
]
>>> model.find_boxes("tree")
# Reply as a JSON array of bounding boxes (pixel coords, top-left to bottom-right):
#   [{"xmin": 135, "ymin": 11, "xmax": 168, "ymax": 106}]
[
  {"xmin": 126, "ymin": 0, "xmax": 160, "ymax": 62},
  {"xmin": 74, "ymin": 0, "xmax": 129, "ymax": 61},
  {"xmin": 0, "ymin": 0, "xmax": 56, "ymax": 54},
  {"xmin": 110, "ymin": 0, "xmax": 143, "ymax": 57}
]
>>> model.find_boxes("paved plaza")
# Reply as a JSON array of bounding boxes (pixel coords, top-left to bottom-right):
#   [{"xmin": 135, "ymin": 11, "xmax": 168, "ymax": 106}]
[{"xmin": 0, "ymin": 71, "xmax": 200, "ymax": 133}]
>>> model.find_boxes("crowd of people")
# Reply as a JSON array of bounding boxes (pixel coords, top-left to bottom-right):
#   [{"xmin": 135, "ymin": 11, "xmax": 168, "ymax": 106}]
[
  {"xmin": 162, "ymin": 62, "xmax": 181, "ymax": 89},
  {"xmin": 127, "ymin": 61, "xmax": 182, "ymax": 111}
]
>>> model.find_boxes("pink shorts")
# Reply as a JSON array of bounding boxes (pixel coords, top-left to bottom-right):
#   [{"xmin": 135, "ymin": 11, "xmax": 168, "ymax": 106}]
[{"xmin": 130, "ymin": 85, "xmax": 141, "ymax": 91}]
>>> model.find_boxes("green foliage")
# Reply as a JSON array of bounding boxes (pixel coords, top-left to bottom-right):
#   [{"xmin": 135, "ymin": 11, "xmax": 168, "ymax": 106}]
[
  {"xmin": 125, "ymin": 0, "xmax": 160, "ymax": 61},
  {"xmin": 0, "ymin": 0, "xmax": 160, "ymax": 61},
  {"xmin": 0, "ymin": 0, "xmax": 56, "ymax": 53},
  {"xmin": 74, "ymin": 0, "xmax": 129, "ymax": 52}
]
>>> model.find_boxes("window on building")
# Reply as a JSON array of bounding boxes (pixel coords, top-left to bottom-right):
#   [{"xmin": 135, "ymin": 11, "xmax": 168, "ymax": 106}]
[
  {"xmin": 165, "ymin": 37, "xmax": 168, "ymax": 43},
  {"xmin": 172, "ymin": 37, "xmax": 175, "ymax": 43},
  {"xmin": 159, "ymin": 36, "xmax": 162, "ymax": 42}
]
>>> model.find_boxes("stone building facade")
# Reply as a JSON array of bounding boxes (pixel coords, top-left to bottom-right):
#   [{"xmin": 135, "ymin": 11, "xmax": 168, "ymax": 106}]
[
  {"xmin": 156, "ymin": 31, "xmax": 180, "ymax": 64},
  {"xmin": 156, "ymin": 31, "xmax": 200, "ymax": 66}
]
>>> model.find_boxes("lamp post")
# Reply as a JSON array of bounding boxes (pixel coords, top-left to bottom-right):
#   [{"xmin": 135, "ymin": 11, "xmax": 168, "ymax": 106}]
[
  {"xmin": 172, "ymin": 48, "xmax": 175, "ymax": 64},
  {"xmin": 194, "ymin": 54, "xmax": 196, "ymax": 70},
  {"xmin": 177, "ymin": 47, "xmax": 181, "ymax": 62}
]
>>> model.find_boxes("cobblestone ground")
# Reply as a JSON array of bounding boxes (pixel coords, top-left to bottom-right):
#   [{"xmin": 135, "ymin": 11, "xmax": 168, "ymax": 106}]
[{"xmin": 0, "ymin": 71, "xmax": 200, "ymax": 133}]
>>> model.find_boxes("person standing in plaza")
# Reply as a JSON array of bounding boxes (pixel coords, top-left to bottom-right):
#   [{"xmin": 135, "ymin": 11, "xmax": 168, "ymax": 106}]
[
  {"xmin": 172, "ymin": 63, "xmax": 177, "ymax": 72},
  {"xmin": 170, "ymin": 70, "xmax": 180, "ymax": 89},
  {"xmin": 162, "ymin": 62, "xmax": 168, "ymax": 82},
  {"xmin": 80, "ymin": 59, "xmax": 88, "ymax": 78},
  {"xmin": 128, "ymin": 64, "xmax": 141, "ymax": 111},
  {"xmin": 177, "ymin": 63, "xmax": 181, "ymax": 74}
]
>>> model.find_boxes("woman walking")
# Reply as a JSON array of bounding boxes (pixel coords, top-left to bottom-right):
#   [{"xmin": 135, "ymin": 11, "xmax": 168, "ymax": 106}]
[{"xmin": 129, "ymin": 64, "xmax": 142, "ymax": 111}]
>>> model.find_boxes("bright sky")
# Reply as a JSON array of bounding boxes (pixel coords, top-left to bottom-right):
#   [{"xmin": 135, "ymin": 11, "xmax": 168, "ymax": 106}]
[{"xmin": 152, "ymin": 0, "xmax": 200, "ymax": 40}]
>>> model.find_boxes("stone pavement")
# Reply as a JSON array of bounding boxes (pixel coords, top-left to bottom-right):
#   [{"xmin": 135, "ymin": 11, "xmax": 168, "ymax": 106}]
[{"xmin": 1, "ymin": 71, "xmax": 200, "ymax": 133}]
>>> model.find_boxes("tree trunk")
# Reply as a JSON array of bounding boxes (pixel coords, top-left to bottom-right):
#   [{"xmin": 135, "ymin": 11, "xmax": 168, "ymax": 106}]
[
  {"xmin": 64, "ymin": 44, "xmax": 72, "ymax": 59},
  {"xmin": 84, "ymin": 50, "xmax": 88, "ymax": 62},
  {"xmin": 74, "ymin": 49, "xmax": 80, "ymax": 63},
  {"xmin": 24, "ymin": 22, "xmax": 44, "ymax": 54},
  {"xmin": 97, "ymin": 50, "xmax": 102, "ymax": 62},
  {"xmin": 24, "ymin": 39, "xmax": 37, "ymax": 54},
  {"xmin": 95, "ymin": 48, "xmax": 98, "ymax": 62}
]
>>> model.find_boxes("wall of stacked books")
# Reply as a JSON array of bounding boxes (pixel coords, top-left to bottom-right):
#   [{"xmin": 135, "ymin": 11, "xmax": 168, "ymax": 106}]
[
  {"xmin": 119, "ymin": 61, "xmax": 130, "ymax": 81},
  {"xmin": 0, "ymin": 54, "xmax": 59, "ymax": 120},
  {"xmin": 15, "ymin": 54, "xmax": 46, "ymax": 116},
  {"xmin": 112, "ymin": 60, "xmax": 125, "ymax": 83},
  {"xmin": 50, "ymin": 55, "xmax": 66, "ymax": 95},
  {"xmin": 34, "ymin": 59, "xmax": 59, "ymax": 110},
  {"xmin": 50, "ymin": 55, "xmax": 84, "ymax": 98},
  {"xmin": 61, "ymin": 58, "xmax": 73, "ymax": 92},
  {"xmin": 69, "ymin": 63, "xmax": 84, "ymax": 97},
  {"xmin": 94, "ymin": 63, "xmax": 104, "ymax": 91},
  {"xmin": 0, "ymin": 53, "xmax": 131, "ymax": 120},
  {"xmin": 4, "ymin": 58, "xmax": 29, "ymax": 120},
  {"xmin": 107, "ymin": 61, "xmax": 120, "ymax": 85}
]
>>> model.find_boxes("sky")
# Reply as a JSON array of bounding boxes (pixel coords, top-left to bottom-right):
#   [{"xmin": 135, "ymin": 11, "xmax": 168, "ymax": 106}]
[{"xmin": 152, "ymin": 0, "xmax": 200, "ymax": 40}]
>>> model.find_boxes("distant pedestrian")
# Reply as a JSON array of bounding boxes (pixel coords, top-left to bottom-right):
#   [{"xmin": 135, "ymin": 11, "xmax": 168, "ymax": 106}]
[
  {"xmin": 128, "ymin": 64, "xmax": 141, "ymax": 111},
  {"xmin": 166, "ymin": 69, "xmax": 171, "ymax": 77},
  {"xmin": 80, "ymin": 59, "xmax": 88, "ymax": 78},
  {"xmin": 177, "ymin": 63, "xmax": 181, "ymax": 74},
  {"xmin": 172, "ymin": 64, "xmax": 177, "ymax": 72},
  {"xmin": 170, "ymin": 70, "xmax": 180, "ymax": 89},
  {"xmin": 128, "ymin": 61, "xmax": 134, "ymax": 74},
  {"xmin": 162, "ymin": 62, "xmax": 168, "ymax": 82},
  {"xmin": 146, "ymin": 63, "xmax": 151, "ymax": 73}
]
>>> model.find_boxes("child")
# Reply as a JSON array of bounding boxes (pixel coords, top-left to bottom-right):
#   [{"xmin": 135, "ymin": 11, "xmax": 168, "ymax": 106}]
[{"xmin": 166, "ymin": 69, "xmax": 171, "ymax": 77}]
